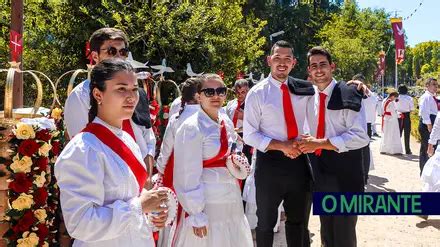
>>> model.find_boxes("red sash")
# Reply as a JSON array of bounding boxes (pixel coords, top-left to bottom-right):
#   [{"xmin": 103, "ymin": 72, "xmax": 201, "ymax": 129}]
[
  {"xmin": 82, "ymin": 123, "xmax": 148, "ymax": 193},
  {"xmin": 162, "ymin": 151, "xmax": 175, "ymax": 189},
  {"xmin": 382, "ymin": 99, "xmax": 392, "ymax": 131},
  {"xmin": 122, "ymin": 119, "xmax": 136, "ymax": 141},
  {"xmin": 232, "ymin": 101, "xmax": 242, "ymax": 128}
]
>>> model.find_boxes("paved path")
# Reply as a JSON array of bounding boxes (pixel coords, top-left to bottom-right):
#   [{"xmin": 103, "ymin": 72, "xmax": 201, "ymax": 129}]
[{"xmin": 271, "ymin": 120, "xmax": 440, "ymax": 247}]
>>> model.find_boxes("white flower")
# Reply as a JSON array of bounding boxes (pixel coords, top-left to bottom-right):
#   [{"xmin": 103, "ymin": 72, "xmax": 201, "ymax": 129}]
[
  {"xmin": 34, "ymin": 209, "xmax": 47, "ymax": 223},
  {"xmin": 38, "ymin": 142, "xmax": 52, "ymax": 157},
  {"xmin": 33, "ymin": 172, "xmax": 46, "ymax": 188},
  {"xmin": 14, "ymin": 123, "xmax": 35, "ymax": 140}
]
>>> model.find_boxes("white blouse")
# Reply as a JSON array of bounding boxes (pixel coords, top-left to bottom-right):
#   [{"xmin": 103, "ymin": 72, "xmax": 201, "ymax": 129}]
[
  {"xmin": 55, "ymin": 117, "xmax": 154, "ymax": 247},
  {"xmin": 224, "ymin": 98, "xmax": 243, "ymax": 129},
  {"xmin": 156, "ymin": 104, "xmax": 200, "ymax": 174},
  {"xmin": 173, "ymin": 109, "xmax": 238, "ymax": 227}
]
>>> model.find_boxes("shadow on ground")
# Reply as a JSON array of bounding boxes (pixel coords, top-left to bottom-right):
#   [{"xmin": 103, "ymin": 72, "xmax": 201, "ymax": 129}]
[
  {"xmin": 366, "ymin": 175, "xmax": 396, "ymax": 192},
  {"xmin": 416, "ymin": 219, "xmax": 440, "ymax": 230}
]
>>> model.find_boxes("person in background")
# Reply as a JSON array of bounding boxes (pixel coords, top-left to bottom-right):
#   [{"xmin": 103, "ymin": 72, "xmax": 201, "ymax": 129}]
[
  {"xmin": 396, "ymin": 84, "xmax": 415, "ymax": 154},
  {"xmin": 418, "ymin": 78, "xmax": 439, "ymax": 175},
  {"xmin": 380, "ymin": 91, "xmax": 403, "ymax": 155},
  {"xmin": 64, "ymin": 27, "xmax": 156, "ymax": 185}
]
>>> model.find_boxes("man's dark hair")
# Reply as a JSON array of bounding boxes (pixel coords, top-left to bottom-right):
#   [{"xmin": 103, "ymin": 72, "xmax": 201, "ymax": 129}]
[
  {"xmin": 352, "ymin": 73, "xmax": 366, "ymax": 82},
  {"xmin": 89, "ymin": 28, "xmax": 129, "ymax": 53},
  {"xmin": 270, "ymin": 40, "xmax": 294, "ymax": 55},
  {"xmin": 398, "ymin": 84, "xmax": 408, "ymax": 95},
  {"xmin": 233, "ymin": 79, "xmax": 249, "ymax": 90},
  {"xmin": 89, "ymin": 59, "xmax": 135, "ymax": 122},
  {"xmin": 307, "ymin": 46, "xmax": 333, "ymax": 66}
]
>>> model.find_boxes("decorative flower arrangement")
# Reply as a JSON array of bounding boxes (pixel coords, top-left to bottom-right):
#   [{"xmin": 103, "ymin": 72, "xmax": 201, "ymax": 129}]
[{"xmin": 2, "ymin": 108, "xmax": 65, "ymax": 247}]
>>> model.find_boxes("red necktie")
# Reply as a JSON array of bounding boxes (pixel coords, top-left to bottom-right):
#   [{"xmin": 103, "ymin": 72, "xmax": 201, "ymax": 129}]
[
  {"xmin": 122, "ymin": 119, "xmax": 136, "ymax": 141},
  {"xmin": 232, "ymin": 101, "xmax": 242, "ymax": 128},
  {"xmin": 315, "ymin": 93, "xmax": 327, "ymax": 156},
  {"xmin": 280, "ymin": 83, "xmax": 298, "ymax": 140}
]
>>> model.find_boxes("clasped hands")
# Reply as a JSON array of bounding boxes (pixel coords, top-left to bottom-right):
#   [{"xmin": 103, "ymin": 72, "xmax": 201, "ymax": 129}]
[{"xmin": 280, "ymin": 135, "xmax": 324, "ymax": 159}]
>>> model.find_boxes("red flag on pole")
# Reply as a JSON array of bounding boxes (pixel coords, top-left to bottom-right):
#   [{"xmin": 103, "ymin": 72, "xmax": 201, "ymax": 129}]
[
  {"xmin": 391, "ymin": 18, "xmax": 405, "ymax": 64},
  {"xmin": 374, "ymin": 51, "xmax": 386, "ymax": 82},
  {"xmin": 9, "ymin": 29, "xmax": 23, "ymax": 62}
]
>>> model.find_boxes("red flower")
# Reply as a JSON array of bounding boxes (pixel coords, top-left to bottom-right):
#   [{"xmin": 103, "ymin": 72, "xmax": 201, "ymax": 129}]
[
  {"xmin": 14, "ymin": 210, "xmax": 36, "ymax": 232},
  {"xmin": 35, "ymin": 157, "xmax": 49, "ymax": 172},
  {"xmin": 8, "ymin": 173, "xmax": 33, "ymax": 193},
  {"xmin": 34, "ymin": 188, "xmax": 48, "ymax": 207},
  {"xmin": 51, "ymin": 141, "xmax": 61, "ymax": 156},
  {"xmin": 36, "ymin": 223, "xmax": 49, "ymax": 239},
  {"xmin": 36, "ymin": 129, "xmax": 52, "ymax": 142},
  {"xmin": 18, "ymin": 139, "xmax": 40, "ymax": 157}
]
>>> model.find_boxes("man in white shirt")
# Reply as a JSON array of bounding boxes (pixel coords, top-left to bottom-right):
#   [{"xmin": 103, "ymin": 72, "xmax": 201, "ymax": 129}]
[
  {"xmin": 64, "ymin": 28, "xmax": 156, "ymax": 179},
  {"xmin": 244, "ymin": 41, "xmax": 313, "ymax": 247},
  {"xmin": 396, "ymin": 84, "xmax": 414, "ymax": 154},
  {"xmin": 418, "ymin": 78, "xmax": 438, "ymax": 174},
  {"xmin": 299, "ymin": 47, "xmax": 369, "ymax": 247}
]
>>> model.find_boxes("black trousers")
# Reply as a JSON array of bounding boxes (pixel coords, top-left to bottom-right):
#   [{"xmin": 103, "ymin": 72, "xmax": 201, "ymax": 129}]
[
  {"xmin": 315, "ymin": 174, "xmax": 359, "ymax": 247},
  {"xmin": 399, "ymin": 112, "xmax": 412, "ymax": 154},
  {"xmin": 362, "ymin": 145, "xmax": 370, "ymax": 184},
  {"xmin": 255, "ymin": 151, "xmax": 312, "ymax": 247},
  {"xmin": 419, "ymin": 114, "xmax": 436, "ymax": 175},
  {"xmin": 366, "ymin": 123, "xmax": 372, "ymax": 138},
  {"xmin": 310, "ymin": 149, "xmax": 364, "ymax": 247}
]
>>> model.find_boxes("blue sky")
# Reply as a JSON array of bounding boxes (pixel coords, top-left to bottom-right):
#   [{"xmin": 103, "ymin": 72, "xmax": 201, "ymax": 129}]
[{"xmin": 357, "ymin": 0, "xmax": 438, "ymax": 47}]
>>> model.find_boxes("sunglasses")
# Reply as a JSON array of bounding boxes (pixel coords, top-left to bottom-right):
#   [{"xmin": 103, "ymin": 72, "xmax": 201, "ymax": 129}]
[
  {"xmin": 201, "ymin": 87, "xmax": 227, "ymax": 97},
  {"xmin": 100, "ymin": 47, "xmax": 130, "ymax": 57}
]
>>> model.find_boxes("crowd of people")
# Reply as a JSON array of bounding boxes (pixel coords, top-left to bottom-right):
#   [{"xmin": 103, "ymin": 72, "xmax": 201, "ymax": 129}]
[{"xmin": 53, "ymin": 27, "xmax": 439, "ymax": 247}]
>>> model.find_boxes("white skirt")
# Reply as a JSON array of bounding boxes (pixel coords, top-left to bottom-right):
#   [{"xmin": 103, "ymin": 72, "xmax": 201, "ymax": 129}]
[
  {"xmin": 380, "ymin": 116, "xmax": 403, "ymax": 154},
  {"xmin": 174, "ymin": 183, "xmax": 253, "ymax": 247},
  {"xmin": 421, "ymin": 150, "xmax": 440, "ymax": 192}
]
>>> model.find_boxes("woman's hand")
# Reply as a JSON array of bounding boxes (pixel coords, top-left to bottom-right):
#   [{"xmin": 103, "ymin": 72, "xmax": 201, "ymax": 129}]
[
  {"xmin": 193, "ymin": 226, "xmax": 208, "ymax": 238},
  {"xmin": 427, "ymin": 144, "xmax": 435, "ymax": 157},
  {"xmin": 139, "ymin": 189, "xmax": 168, "ymax": 213},
  {"xmin": 150, "ymin": 211, "xmax": 168, "ymax": 229}
]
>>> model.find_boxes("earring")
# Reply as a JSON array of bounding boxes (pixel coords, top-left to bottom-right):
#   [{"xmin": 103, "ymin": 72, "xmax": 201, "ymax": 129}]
[{"xmin": 98, "ymin": 101, "xmax": 102, "ymax": 105}]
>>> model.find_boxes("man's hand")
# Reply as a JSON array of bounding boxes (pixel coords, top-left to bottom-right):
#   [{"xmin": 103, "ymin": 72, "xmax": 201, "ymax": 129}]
[
  {"xmin": 280, "ymin": 140, "xmax": 302, "ymax": 159},
  {"xmin": 150, "ymin": 211, "xmax": 168, "ymax": 229},
  {"xmin": 347, "ymin": 80, "xmax": 370, "ymax": 96},
  {"xmin": 139, "ymin": 189, "xmax": 169, "ymax": 213},
  {"xmin": 193, "ymin": 226, "xmax": 208, "ymax": 238},
  {"xmin": 298, "ymin": 135, "xmax": 323, "ymax": 153},
  {"xmin": 428, "ymin": 124, "xmax": 433, "ymax": 133},
  {"xmin": 428, "ymin": 144, "xmax": 435, "ymax": 157}
]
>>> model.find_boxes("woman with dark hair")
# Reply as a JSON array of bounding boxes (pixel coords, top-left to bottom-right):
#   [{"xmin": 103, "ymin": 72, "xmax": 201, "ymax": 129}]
[
  {"xmin": 55, "ymin": 59, "xmax": 168, "ymax": 247},
  {"xmin": 155, "ymin": 77, "xmax": 202, "ymax": 247},
  {"xmin": 173, "ymin": 74, "xmax": 253, "ymax": 247},
  {"xmin": 380, "ymin": 91, "xmax": 403, "ymax": 155}
]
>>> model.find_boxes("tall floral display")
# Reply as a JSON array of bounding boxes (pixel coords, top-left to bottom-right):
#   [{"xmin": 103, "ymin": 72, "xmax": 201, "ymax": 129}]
[{"xmin": 2, "ymin": 109, "xmax": 64, "ymax": 247}]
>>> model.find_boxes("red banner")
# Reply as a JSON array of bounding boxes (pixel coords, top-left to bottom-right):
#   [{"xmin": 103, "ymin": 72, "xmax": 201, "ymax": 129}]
[
  {"xmin": 9, "ymin": 29, "xmax": 23, "ymax": 62},
  {"xmin": 391, "ymin": 18, "xmax": 405, "ymax": 64}
]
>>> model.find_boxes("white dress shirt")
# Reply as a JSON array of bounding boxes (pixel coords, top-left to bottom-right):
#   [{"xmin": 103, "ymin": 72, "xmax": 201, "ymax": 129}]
[
  {"xmin": 156, "ymin": 104, "xmax": 200, "ymax": 174},
  {"xmin": 64, "ymin": 80, "xmax": 156, "ymax": 158},
  {"xmin": 168, "ymin": 96, "xmax": 182, "ymax": 118},
  {"xmin": 243, "ymin": 75, "xmax": 311, "ymax": 152},
  {"xmin": 419, "ymin": 91, "xmax": 438, "ymax": 125},
  {"xmin": 225, "ymin": 98, "xmax": 244, "ymax": 129},
  {"xmin": 428, "ymin": 112, "xmax": 440, "ymax": 145},
  {"xmin": 363, "ymin": 93, "xmax": 378, "ymax": 124},
  {"xmin": 55, "ymin": 117, "xmax": 153, "ymax": 247},
  {"xmin": 396, "ymin": 94, "xmax": 414, "ymax": 113},
  {"xmin": 306, "ymin": 79, "xmax": 369, "ymax": 152}
]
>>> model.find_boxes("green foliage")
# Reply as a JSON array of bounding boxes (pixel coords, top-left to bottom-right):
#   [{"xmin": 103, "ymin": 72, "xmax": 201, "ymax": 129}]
[
  {"xmin": 316, "ymin": 2, "xmax": 392, "ymax": 82},
  {"xmin": 401, "ymin": 41, "xmax": 440, "ymax": 86},
  {"xmin": 0, "ymin": 1, "xmax": 266, "ymax": 108}
]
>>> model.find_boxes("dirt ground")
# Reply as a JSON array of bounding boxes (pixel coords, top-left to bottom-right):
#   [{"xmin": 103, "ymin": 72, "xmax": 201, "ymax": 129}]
[{"xmin": 272, "ymin": 120, "xmax": 440, "ymax": 247}]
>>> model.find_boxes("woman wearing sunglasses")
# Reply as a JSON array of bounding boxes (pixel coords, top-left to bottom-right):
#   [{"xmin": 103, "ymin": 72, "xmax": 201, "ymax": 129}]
[
  {"xmin": 172, "ymin": 74, "xmax": 253, "ymax": 247},
  {"xmin": 55, "ymin": 59, "xmax": 168, "ymax": 247}
]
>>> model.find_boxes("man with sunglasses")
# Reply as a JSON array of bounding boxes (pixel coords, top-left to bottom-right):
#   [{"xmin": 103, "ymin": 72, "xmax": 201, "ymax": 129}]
[
  {"xmin": 64, "ymin": 28, "xmax": 156, "ymax": 186},
  {"xmin": 243, "ymin": 40, "xmax": 313, "ymax": 247}
]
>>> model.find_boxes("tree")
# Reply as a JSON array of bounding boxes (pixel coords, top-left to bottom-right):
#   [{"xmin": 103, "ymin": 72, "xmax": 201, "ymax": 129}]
[{"xmin": 316, "ymin": 2, "xmax": 392, "ymax": 82}]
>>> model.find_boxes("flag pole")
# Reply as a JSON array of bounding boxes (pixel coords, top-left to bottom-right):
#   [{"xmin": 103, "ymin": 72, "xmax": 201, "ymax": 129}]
[{"xmin": 395, "ymin": 53, "xmax": 398, "ymax": 89}]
